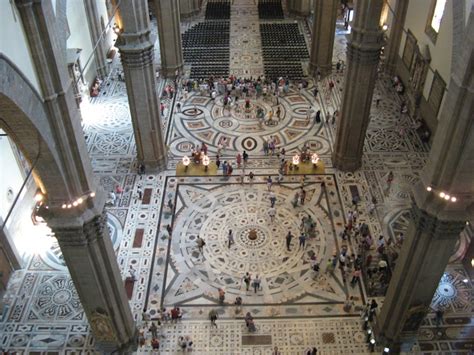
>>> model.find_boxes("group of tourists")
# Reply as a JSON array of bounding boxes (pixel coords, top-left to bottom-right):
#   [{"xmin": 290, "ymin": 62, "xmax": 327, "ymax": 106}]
[{"xmin": 138, "ymin": 307, "xmax": 192, "ymax": 351}]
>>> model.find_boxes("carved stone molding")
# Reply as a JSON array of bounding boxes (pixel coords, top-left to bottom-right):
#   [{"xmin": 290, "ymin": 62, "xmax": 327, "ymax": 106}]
[
  {"xmin": 53, "ymin": 212, "xmax": 108, "ymax": 247},
  {"xmin": 411, "ymin": 203, "xmax": 466, "ymax": 240},
  {"xmin": 119, "ymin": 45, "xmax": 155, "ymax": 68}
]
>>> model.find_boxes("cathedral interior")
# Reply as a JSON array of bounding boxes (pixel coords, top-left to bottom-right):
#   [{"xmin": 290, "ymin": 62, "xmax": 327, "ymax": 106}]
[{"xmin": 0, "ymin": 0, "xmax": 473, "ymax": 354}]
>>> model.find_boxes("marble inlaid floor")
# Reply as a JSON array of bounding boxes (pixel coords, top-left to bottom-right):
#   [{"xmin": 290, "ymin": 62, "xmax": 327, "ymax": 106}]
[{"xmin": 0, "ymin": 1, "xmax": 472, "ymax": 354}]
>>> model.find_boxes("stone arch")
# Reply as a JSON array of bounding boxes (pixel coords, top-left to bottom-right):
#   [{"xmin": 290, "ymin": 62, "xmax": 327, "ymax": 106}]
[{"xmin": 0, "ymin": 54, "xmax": 70, "ymax": 201}]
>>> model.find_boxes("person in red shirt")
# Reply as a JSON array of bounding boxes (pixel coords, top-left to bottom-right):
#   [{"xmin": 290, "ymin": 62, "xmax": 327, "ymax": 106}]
[{"xmin": 151, "ymin": 337, "xmax": 160, "ymax": 350}]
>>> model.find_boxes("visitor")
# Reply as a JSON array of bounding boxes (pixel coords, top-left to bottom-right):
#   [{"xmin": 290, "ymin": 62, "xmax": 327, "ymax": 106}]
[
  {"xmin": 351, "ymin": 268, "xmax": 361, "ymax": 286},
  {"xmin": 227, "ymin": 229, "xmax": 235, "ymax": 248},
  {"xmin": 325, "ymin": 258, "xmax": 334, "ymax": 274},
  {"xmin": 269, "ymin": 191, "xmax": 276, "ymax": 207},
  {"xmin": 171, "ymin": 306, "xmax": 182, "ymax": 322},
  {"xmin": 292, "ymin": 191, "xmax": 299, "ymax": 208},
  {"xmin": 306, "ymin": 106, "xmax": 313, "ymax": 123},
  {"xmin": 236, "ymin": 152, "xmax": 242, "ymax": 168},
  {"xmin": 245, "ymin": 312, "xmax": 256, "ymax": 332},
  {"xmin": 218, "ymin": 288, "xmax": 226, "ymax": 303},
  {"xmin": 243, "ymin": 150, "xmax": 249, "ymax": 164},
  {"xmin": 137, "ymin": 163, "xmax": 146, "ymax": 175},
  {"xmin": 276, "ymin": 106, "xmax": 281, "ymax": 121},
  {"xmin": 343, "ymin": 296, "xmax": 354, "ymax": 312},
  {"xmin": 138, "ymin": 330, "xmax": 146, "ymax": 347},
  {"xmin": 151, "ymin": 337, "xmax": 160, "ymax": 350},
  {"xmin": 234, "ymin": 296, "xmax": 243, "ymax": 315},
  {"xmin": 136, "ymin": 185, "xmax": 143, "ymax": 200},
  {"xmin": 196, "ymin": 236, "xmax": 206, "ymax": 253},
  {"xmin": 222, "ymin": 161, "xmax": 228, "ymax": 175},
  {"xmin": 369, "ymin": 299, "xmax": 378, "ymax": 321},
  {"xmin": 315, "ymin": 109, "xmax": 321, "ymax": 124},
  {"xmin": 142, "ymin": 308, "xmax": 151, "ymax": 327},
  {"xmin": 178, "ymin": 336, "xmax": 188, "ymax": 351},
  {"xmin": 252, "ymin": 275, "xmax": 261, "ymax": 293},
  {"xmin": 300, "ymin": 188, "xmax": 306, "ymax": 205},
  {"xmin": 248, "ymin": 171, "xmax": 255, "ymax": 184},
  {"xmin": 286, "ymin": 231, "xmax": 293, "ymax": 251},
  {"xmin": 299, "ymin": 233, "xmax": 306, "ymax": 250},
  {"xmin": 209, "ymin": 309, "xmax": 218, "ymax": 328},
  {"xmin": 268, "ymin": 206, "xmax": 276, "ymax": 222},
  {"xmin": 149, "ymin": 322, "xmax": 159, "ymax": 339},
  {"xmin": 263, "ymin": 140, "xmax": 269, "ymax": 155},
  {"xmin": 243, "ymin": 272, "xmax": 251, "ymax": 291}
]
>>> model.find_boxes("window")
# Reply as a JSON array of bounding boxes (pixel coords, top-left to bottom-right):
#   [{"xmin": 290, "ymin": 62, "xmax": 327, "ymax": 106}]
[
  {"xmin": 425, "ymin": 0, "xmax": 447, "ymax": 43},
  {"xmin": 430, "ymin": 0, "xmax": 447, "ymax": 32}
]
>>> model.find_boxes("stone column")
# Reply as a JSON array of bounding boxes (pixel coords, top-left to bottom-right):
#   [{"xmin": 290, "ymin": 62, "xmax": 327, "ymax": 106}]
[
  {"xmin": 332, "ymin": 0, "xmax": 384, "ymax": 171},
  {"xmin": 308, "ymin": 0, "xmax": 339, "ymax": 77},
  {"xmin": 384, "ymin": 0, "xmax": 409, "ymax": 74},
  {"xmin": 83, "ymin": 0, "xmax": 109, "ymax": 78},
  {"xmin": 288, "ymin": 0, "xmax": 311, "ymax": 17},
  {"xmin": 376, "ymin": 14, "xmax": 474, "ymax": 351},
  {"xmin": 153, "ymin": 0, "xmax": 184, "ymax": 77},
  {"xmin": 44, "ymin": 200, "xmax": 137, "ymax": 352},
  {"xmin": 179, "ymin": 0, "xmax": 201, "ymax": 18},
  {"xmin": 375, "ymin": 204, "xmax": 464, "ymax": 351},
  {"xmin": 117, "ymin": 0, "xmax": 168, "ymax": 169},
  {"xmin": 15, "ymin": 0, "xmax": 136, "ymax": 351}
]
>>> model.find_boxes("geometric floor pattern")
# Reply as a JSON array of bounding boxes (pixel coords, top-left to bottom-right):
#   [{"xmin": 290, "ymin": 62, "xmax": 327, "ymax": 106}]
[{"xmin": 1, "ymin": 0, "xmax": 473, "ymax": 354}]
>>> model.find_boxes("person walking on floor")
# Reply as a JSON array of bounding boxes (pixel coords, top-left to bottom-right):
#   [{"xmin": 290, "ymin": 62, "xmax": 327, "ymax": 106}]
[
  {"xmin": 196, "ymin": 236, "xmax": 206, "ymax": 253},
  {"xmin": 299, "ymin": 233, "xmax": 307, "ymax": 250},
  {"xmin": 268, "ymin": 207, "xmax": 276, "ymax": 222},
  {"xmin": 286, "ymin": 231, "xmax": 293, "ymax": 251},
  {"xmin": 243, "ymin": 272, "xmax": 251, "ymax": 291},
  {"xmin": 269, "ymin": 191, "xmax": 276, "ymax": 208},
  {"xmin": 209, "ymin": 309, "xmax": 218, "ymax": 328},
  {"xmin": 266, "ymin": 176, "xmax": 273, "ymax": 191},
  {"xmin": 149, "ymin": 322, "xmax": 159, "ymax": 339},
  {"xmin": 300, "ymin": 188, "xmax": 306, "ymax": 205},
  {"xmin": 252, "ymin": 275, "xmax": 261, "ymax": 293},
  {"xmin": 227, "ymin": 229, "xmax": 235, "ymax": 248}
]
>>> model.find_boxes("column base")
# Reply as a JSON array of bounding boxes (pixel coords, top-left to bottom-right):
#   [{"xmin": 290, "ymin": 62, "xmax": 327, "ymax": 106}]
[
  {"xmin": 332, "ymin": 152, "xmax": 361, "ymax": 172},
  {"xmin": 141, "ymin": 156, "xmax": 168, "ymax": 172},
  {"xmin": 288, "ymin": 10, "xmax": 310, "ymax": 17},
  {"xmin": 308, "ymin": 62, "xmax": 332, "ymax": 79},
  {"xmin": 96, "ymin": 332, "xmax": 138, "ymax": 354},
  {"xmin": 160, "ymin": 64, "xmax": 184, "ymax": 78},
  {"xmin": 180, "ymin": 9, "xmax": 200, "ymax": 18}
]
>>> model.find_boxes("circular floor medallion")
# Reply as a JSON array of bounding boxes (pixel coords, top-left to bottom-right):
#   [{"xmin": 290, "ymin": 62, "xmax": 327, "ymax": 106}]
[{"xmin": 241, "ymin": 137, "xmax": 257, "ymax": 151}]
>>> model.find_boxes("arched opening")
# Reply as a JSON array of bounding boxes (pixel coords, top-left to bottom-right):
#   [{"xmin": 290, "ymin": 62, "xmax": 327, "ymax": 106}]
[{"xmin": 0, "ymin": 55, "xmax": 72, "ymax": 290}]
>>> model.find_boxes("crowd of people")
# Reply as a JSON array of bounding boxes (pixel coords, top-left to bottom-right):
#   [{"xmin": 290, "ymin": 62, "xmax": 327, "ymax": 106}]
[{"xmin": 138, "ymin": 307, "xmax": 193, "ymax": 351}]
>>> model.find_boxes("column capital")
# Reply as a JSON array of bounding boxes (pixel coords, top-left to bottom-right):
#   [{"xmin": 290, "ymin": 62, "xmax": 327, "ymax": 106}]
[
  {"xmin": 411, "ymin": 202, "xmax": 466, "ymax": 240},
  {"xmin": 51, "ymin": 211, "xmax": 108, "ymax": 247},
  {"xmin": 347, "ymin": 28, "xmax": 385, "ymax": 65},
  {"xmin": 118, "ymin": 43, "xmax": 155, "ymax": 68}
]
